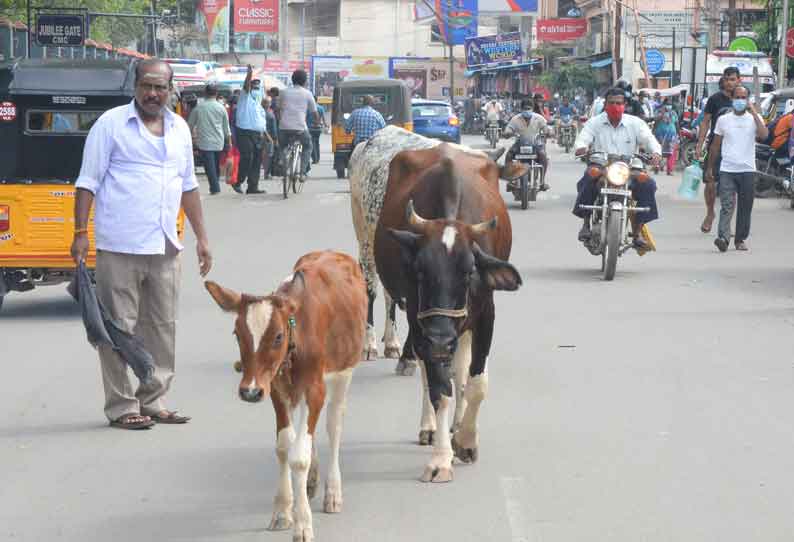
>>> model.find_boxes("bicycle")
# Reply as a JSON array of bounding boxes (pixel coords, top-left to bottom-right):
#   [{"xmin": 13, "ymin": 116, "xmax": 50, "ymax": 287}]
[{"xmin": 281, "ymin": 131, "xmax": 307, "ymax": 199}]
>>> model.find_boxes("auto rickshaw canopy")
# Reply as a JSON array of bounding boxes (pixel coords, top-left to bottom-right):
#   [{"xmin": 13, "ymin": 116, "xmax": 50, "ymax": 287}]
[
  {"xmin": 1, "ymin": 58, "xmax": 135, "ymax": 96},
  {"xmin": 331, "ymin": 78, "xmax": 411, "ymax": 126}
]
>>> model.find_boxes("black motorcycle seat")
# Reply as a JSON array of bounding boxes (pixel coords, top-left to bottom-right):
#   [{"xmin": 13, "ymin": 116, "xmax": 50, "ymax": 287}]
[{"xmin": 756, "ymin": 143, "xmax": 774, "ymax": 152}]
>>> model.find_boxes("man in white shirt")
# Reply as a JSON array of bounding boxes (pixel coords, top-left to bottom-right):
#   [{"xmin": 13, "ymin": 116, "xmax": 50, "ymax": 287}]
[
  {"xmin": 71, "ymin": 59, "xmax": 212, "ymax": 430},
  {"xmin": 705, "ymin": 85, "xmax": 768, "ymax": 252},
  {"xmin": 483, "ymin": 98, "xmax": 503, "ymax": 123},
  {"xmin": 574, "ymin": 87, "xmax": 662, "ymax": 245},
  {"xmin": 278, "ymin": 69, "xmax": 319, "ymax": 179}
]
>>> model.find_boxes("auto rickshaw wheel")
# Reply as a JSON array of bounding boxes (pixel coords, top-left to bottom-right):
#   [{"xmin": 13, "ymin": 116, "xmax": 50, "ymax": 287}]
[
  {"xmin": 0, "ymin": 294, "xmax": 4, "ymax": 312},
  {"xmin": 336, "ymin": 167, "xmax": 346, "ymax": 179}
]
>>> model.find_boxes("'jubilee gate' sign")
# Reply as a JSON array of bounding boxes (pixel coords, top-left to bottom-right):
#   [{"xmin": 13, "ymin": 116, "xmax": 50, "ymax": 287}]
[{"xmin": 36, "ymin": 14, "xmax": 85, "ymax": 47}]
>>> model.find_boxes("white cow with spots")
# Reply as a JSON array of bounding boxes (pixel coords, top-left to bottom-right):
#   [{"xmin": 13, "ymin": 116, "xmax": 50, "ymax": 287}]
[{"xmin": 349, "ymin": 126, "xmax": 501, "ymax": 375}]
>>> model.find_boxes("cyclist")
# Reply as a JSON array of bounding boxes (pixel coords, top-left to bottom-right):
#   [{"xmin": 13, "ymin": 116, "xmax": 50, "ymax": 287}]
[{"xmin": 278, "ymin": 69, "xmax": 319, "ymax": 179}]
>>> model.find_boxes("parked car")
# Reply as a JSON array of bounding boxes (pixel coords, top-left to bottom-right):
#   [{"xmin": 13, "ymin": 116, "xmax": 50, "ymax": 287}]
[
  {"xmin": 411, "ymin": 99, "xmax": 461, "ymax": 144},
  {"xmin": 163, "ymin": 58, "xmax": 216, "ymax": 91}
]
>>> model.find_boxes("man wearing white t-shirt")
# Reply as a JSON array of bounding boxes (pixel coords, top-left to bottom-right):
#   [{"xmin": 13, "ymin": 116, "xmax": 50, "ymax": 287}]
[{"xmin": 705, "ymin": 86, "xmax": 768, "ymax": 252}]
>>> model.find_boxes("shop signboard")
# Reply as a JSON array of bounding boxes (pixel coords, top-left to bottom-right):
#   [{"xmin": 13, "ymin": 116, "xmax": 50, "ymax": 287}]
[
  {"xmin": 536, "ymin": 18, "xmax": 587, "ymax": 42},
  {"xmin": 233, "ymin": 0, "xmax": 278, "ymax": 53},
  {"xmin": 36, "ymin": 14, "xmax": 84, "ymax": 47},
  {"xmin": 465, "ymin": 32, "xmax": 522, "ymax": 68}
]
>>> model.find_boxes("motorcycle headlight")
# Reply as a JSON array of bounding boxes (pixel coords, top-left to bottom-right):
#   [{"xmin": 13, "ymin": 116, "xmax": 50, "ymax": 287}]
[{"xmin": 606, "ymin": 162, "xmax": 630, "ymax": 186}]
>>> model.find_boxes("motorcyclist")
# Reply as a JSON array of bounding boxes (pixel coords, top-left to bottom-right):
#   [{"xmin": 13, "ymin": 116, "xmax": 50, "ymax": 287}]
[
  {"xmin": 556, "ymin": 96, "xmax": 578, "ymax": 140},
  {"xmin": 483, "ymin": 97, "xmax": 504, "ymax": 130},
  {"xmin": 572, "ymin": 87, "xmax": 662, "ymax": 247},
  {"xmin": 616, "ymin": 79, "xmax": 647, "ymax": 121},
  {"xmin": 504, "ymin": 98, "xmax": 550, "ymax": 190}
]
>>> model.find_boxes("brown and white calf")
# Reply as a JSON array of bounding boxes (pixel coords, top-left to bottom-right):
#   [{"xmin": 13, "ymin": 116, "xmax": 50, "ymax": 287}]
[{"xmin": 205, "ymin": 251, "xmax": 367, "ymax": 542}]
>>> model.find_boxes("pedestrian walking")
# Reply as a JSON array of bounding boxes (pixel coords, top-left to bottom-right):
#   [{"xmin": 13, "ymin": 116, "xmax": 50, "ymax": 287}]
[
  {"xmin": 188, "ymin": 84, "xmax": 231, "ymax": 195},
  {"xmin": 654, "ymin": 98, "xmax": 679, "ymax": 176},
  {"xmin": 705, "ymin": 85, "xmax": 768, "ymax": 252},
  {"xmin": 234, "ymin": 65, "xmax": 266, "ymax": 194},
  {"xmin": 262, "ymin": 96, "xmax": 278, "ymax": 179},
  {"xmin": 697, "ymin": 68, "xmax": 740, "ymax": 233},
  {"xmin": 308, "ymin": 95, "xmax": 326, "ymax": 164},
  {"xmin": 344, "ymin": 95, "xmax": 386, "ymax": 148},
  {"xmin": 70, "ymin": 58, "xmax": 212, "ymax": 430}
]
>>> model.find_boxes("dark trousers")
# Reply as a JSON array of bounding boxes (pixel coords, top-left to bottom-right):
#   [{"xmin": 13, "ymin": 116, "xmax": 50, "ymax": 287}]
[
  {"xmin": 199, "ymin": 149, "xmax": 221, "ymax": 194},
  {"xmin": 718, "ymin": 171, "xmax": 755, "ymax": 243},
  {"xmin": 573, "ymin": 172, "xmax": 659, "ymax": 226},
  {"xmin": 237, "ymin": 129, "xmax": 263, "ymax": 192},
  {"xmin": 310, "ymin": 129, "xmax": 322, "ymax": 164}
]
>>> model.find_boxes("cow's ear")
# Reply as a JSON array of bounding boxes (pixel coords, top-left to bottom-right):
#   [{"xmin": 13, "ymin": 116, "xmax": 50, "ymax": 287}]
[
  {"xmin": 388, "ymin": 229, "xmax": 422, "ymax": 252},
  {"xmin": 472, "ymin": 243, "xmax": 522, "ymax": 291},
  {"xmin": 499, "ymin": 162, "xmax": 529, "ymax": 181},
  {"xmin": 205, "ymin": 281, "xmax": 242, "ymax": 312}
]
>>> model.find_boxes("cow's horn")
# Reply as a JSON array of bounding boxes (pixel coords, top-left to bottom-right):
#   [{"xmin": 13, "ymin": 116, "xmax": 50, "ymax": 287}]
[
  {"xmin": 406, "ymin": 200, "xmax": 428, "ymax": 231},
  {"xmin": 470, "ymin": 216, "xmax": 498, "ymax": 235}
]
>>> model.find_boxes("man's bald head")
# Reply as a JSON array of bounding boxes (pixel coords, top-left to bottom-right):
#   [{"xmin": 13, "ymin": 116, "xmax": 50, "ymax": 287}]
[{"xmin": 135, "ymin": 59, "xmax": 173, "ymax": 85}]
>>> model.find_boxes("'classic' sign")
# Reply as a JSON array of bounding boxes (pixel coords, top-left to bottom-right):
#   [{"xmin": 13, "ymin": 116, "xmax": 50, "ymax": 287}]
[{"xmin": 36, "ymin": 14, "xmax": 85, "ymax": 47}]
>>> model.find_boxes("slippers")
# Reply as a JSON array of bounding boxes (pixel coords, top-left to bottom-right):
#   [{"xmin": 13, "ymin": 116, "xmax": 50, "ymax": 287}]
[
  {"xmin": 109, "ymin": 413, "xmax": 154, "ymax": 430},
  {"xmin": 150, "ymin": 410, "xmax": 191, "ymax": 424}
]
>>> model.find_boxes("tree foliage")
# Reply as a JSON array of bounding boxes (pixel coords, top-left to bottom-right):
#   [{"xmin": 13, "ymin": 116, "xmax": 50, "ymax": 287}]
[{"xmin": 539, "ymin": 62, "xmax": 599, "ymax": 95}]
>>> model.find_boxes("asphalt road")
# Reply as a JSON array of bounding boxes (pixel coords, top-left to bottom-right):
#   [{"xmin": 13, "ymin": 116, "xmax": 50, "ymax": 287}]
[{"xmin": 2, "ymin": 133, "xmax": 794, "ymax": 542}]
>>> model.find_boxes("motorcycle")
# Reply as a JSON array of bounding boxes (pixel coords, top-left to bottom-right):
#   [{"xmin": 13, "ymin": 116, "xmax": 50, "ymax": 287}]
[
  {"xmin": 486, "ymin": 120, "xmax": 500, "ymax": 149},
  {"xmin": 467, "ymin": 111, "xmax": 484, "ymax": 135},
  {"xmin": 507, "ymin": 133, "xmax": 546, "ymax": 210},
  {"xmin": 558, "ymin": 115, "xmax": 576, "ymax": 153},
  {"xmin": 577, "ymin": 152, "xmax": 653, "ymax": 281},
  {"xmin": 755, "ymin": 143, "xmax": 790, "ymax": 198}
]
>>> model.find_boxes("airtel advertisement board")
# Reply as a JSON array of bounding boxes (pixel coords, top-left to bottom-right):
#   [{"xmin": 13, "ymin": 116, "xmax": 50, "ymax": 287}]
[
  {"xmin": 536, "ymin": 18, "xmax": 588, "ymax": 42},
  {"xmin": 234, "ymin": 0, "xmax": 277, "ymax": 33}
]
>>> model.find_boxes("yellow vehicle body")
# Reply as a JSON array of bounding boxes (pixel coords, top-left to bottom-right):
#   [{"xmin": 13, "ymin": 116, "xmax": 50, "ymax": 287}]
[{"xmin": 330, "ymin": 78, "xmax": 413, "ymax": 178}]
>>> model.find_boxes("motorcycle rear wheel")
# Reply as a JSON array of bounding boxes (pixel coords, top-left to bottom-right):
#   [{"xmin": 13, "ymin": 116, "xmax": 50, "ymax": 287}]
[{"xmin": 603, "ymin": 213, "xmax": 620, "ymax": 281}]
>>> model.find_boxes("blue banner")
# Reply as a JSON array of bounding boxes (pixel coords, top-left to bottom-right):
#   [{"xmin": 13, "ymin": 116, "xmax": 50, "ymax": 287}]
[
  {"xmin": 465, "ymin": 32, "xmax": 522, "ymax": 67},
  {"xmin": 436, "ymin": 0, "xmax": 478, "ymax": 46}
]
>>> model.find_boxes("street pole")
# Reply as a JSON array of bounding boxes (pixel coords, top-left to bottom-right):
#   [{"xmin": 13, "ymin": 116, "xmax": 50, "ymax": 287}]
[
  {"xmin": 26, "ymin": 0, "xmax": 31, "ymax": 58},
  {"xmin": 449, "ymin": 44, "xmax": 455, "ymax": 104},
  {"xmin": 613, "ymin": 0, "xmax": 622, "ymax": 83},
  {"xmin": 300, "ymin": 2, "xmax": 305, "ymax": 63},
  {"xmin": 779, "ymin": 0, "xmax": 789, "ymax": 87}
]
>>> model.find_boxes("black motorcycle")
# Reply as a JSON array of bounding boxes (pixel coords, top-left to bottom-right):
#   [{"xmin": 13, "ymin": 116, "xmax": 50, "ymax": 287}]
[
  {"xmin": 755, "ymin": 143, "xmax": 790, "ymax": 198},
  {"xmin": 506, "ymin": 133, "xmax": 546, "ymax": 210}
]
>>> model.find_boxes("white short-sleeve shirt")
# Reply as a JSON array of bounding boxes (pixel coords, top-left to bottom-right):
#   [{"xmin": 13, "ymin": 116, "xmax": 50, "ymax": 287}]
[
  {"xmin": 76, "ymin": 101, "xmax": 198, "ymax": 255},
  {"xmin": 714, "ymin": 111, "xmax": 757, "ymax": 173}
]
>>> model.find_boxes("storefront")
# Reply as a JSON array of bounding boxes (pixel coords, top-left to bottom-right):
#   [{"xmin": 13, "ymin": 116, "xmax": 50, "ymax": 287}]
[{"xmin": 465, "ymin": 60, "xmax": 542, "ymax": 98}]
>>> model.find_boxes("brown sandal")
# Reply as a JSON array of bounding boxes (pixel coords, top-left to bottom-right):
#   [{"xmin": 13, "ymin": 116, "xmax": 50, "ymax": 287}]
[
  {"xmin": 109, "ymin": 413, "xmax": 154, "ymax": 430},
  {"xmin": 150, "ymin": 410, "xmax": 191, "ymax": 424}
]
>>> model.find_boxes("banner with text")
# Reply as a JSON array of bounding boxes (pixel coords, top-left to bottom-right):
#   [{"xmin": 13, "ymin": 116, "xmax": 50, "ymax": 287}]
[
  {"xmin": 536, "ymin": 18, "xmax": 587, "ymax": 42},
  {"xmin": 197, "ymin": 0, "xmax": 230, "ymax": 53},
  {"xmin": 233, "ymin": 0, "xmax": 278, "ymax": 53},
  {"xmin": 436, "ymin": 0, "xmax": 478, "ymax": 46},
  {"xmin": 465, "ymin": 32, "xmax": 522, "ymax": 67}
]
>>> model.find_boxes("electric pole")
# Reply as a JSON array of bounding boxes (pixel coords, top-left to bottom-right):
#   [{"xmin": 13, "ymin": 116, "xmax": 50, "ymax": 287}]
[{"xmin": 780, "ymin": 0, "xmax": 790, "ymax": 87}]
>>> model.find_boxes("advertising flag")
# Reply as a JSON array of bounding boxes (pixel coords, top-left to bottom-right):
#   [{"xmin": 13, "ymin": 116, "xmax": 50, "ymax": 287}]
[
  {"xmin": 197, "ymin": 0, "xmax": 230, "ymax": 53},
  {"xmin": 435, "ymin": 0, "xmax": 477, "ymax": 46}
]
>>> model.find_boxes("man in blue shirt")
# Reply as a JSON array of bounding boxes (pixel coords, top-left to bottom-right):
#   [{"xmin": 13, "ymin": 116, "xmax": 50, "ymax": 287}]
[
  {"xmin": 345, "ymin": 95, "xmax": 386, "ymax": 147},
  {"xmin": 234, "ymin": 65, "xmax": 266, "ymax": 194},
  {"xmin": 307, "ymin": 96, "xmax": 326, "ymax": 164}
]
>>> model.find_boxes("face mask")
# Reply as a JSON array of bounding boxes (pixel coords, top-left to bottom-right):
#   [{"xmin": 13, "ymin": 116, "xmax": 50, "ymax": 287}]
[
  {"xmin": 605, "ymin": 103, "xmax": 625, "ymax": 123},
  {"xmin": 733, "ymin": 99, "xmax": 747, "ymax": 112}
]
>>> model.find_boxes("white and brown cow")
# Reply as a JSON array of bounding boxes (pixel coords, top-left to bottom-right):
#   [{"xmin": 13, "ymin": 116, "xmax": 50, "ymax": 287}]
[
  {"xmin": 349, "ymin": 126, "xmax": 504, "ymax": 373},
  {"xmin": 206, "ymin": 251, "xmax": 367, "ymax": 542}
]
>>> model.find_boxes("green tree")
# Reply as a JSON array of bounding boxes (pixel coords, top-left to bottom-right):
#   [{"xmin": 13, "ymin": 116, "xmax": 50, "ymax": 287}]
[{"xmin": 539, "ymin": 62, "xmax": 599, "ymax": 95}]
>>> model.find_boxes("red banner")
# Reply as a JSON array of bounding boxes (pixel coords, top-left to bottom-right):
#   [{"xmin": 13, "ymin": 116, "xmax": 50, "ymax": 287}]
[
  {"xmin": 199, "ymin": 0, "xmax": 227, "ymax": 32},
  {"xmin": 536, "ymin": 18, "xmax": 587, "ymax": 42},
  {"xmin": 234, "ymin": 0, "xmax": 278, "ymax": 33}
]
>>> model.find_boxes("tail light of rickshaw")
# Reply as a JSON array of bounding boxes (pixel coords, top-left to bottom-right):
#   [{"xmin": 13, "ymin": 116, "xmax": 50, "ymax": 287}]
[{"xmin": 0, "ymin": 205, "xmax": 9, "ymax": 232}]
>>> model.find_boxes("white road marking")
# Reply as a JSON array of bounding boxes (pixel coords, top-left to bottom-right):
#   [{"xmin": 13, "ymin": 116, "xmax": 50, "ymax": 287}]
[{"xmin": 500, "ymin": 476, "xmax": 531, "ymax": 542}]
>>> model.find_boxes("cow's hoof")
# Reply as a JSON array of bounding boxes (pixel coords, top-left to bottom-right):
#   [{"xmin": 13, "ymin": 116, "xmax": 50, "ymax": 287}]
[
  {"xmin": 268, "ymin": 512, "xmax": 293, "ymax": 531},
  {"xmin": 420, "ymin": 465, "xmax": 454, "ymax": 483},
  {"xmin": 384, "ymin": 345, "xmax": 401, "ymax": 359},
  {"xmin": 324, "ymin": 487, "xmax": 343, "ymax": 513},
  {"xmin": 292, "ymin": 527, "xmax": 314, "ymax": 542},
  {"xmin": 418, "ymin": 429, "xmax": 435, "ymax": 446},
  {"xmin": 307, "ymin": 463, "xmax": 319, "ymax": 499},
  {"xmin": 452, "ymin": 436, "xmax": 478, "ymax": 464},
  {"xmin": 233, "ymin": 360, "xmax": 242, "ymax": 373},
  {"xmin": 362, "ymin": 347, "xmax": 379, "ymax": 361},
  {"xmin": 395, "ymin": 358, "xmax": 417, "ymax": 376}
]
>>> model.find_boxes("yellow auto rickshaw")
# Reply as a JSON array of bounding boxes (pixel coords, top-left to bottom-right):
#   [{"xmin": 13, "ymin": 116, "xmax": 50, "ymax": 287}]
[
  {"xmin": 0, "ymin": 58, "xmax": 183, "ymax": 312},
  {"xmin": 331, "ymin": 78, "xmax": 412, "ymax": 178}
]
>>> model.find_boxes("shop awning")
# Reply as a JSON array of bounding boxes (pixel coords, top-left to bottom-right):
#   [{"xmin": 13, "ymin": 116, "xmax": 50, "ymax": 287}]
[
  {"xmin": 590, "ymin": 57, "xmax": 613, "ymax": 69},
  {"xmin": 465, "ymin": 60, "xmax": 542, "ymax": 77}
]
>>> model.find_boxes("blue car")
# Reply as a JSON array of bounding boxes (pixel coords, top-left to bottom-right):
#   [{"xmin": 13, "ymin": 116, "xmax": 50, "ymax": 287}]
[{"xmin": 412, "ymin": 99, "xmax": 461, "ymax": 144}]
